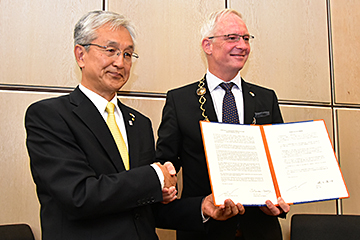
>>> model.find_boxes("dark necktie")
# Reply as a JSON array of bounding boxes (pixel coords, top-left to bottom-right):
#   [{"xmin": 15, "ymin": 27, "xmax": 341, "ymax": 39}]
[{"xmin": 220, "ymin": 82, "xmax": 239, "ymax": 124}]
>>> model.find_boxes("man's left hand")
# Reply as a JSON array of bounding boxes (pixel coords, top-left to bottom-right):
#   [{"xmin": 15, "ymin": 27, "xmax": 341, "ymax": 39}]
[{"xmin": 260, "ymin": 197, "xmax": 290, "ymax": 216}]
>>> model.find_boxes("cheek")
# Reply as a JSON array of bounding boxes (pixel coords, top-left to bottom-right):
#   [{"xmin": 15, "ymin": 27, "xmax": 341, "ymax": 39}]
[
  {"xmin": 246, "ymin": 45, "xmax": 251, "ymax": 54},
  {"xmin": 124, "ymin": 64, "xmax": 132, "ymax": 75}
]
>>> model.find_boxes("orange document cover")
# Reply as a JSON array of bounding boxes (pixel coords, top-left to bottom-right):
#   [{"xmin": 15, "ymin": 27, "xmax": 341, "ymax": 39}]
[{"xmin": 200, "ymin": 119, "xmax": 349, "ymax": 206}]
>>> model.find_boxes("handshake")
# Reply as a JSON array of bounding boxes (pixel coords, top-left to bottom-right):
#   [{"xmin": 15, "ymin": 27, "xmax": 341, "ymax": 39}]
[{"xmin": 155, "ymin": 162, "xmax": 245, "ymax": 221}]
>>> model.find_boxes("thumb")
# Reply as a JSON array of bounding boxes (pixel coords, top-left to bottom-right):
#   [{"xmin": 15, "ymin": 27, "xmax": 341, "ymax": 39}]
[{"xmin": 164, "ymin": 162, "xmax": 176, "ymax": 175}]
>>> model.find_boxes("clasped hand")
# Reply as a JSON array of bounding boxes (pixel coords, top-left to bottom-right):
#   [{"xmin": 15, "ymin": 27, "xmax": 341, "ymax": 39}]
[{"xmin": 154, "ymin": 162, "xmax": 178, "ymax": 204}]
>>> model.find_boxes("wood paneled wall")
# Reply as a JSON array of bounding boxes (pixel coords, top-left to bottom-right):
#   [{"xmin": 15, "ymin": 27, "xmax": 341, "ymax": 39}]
[{"xmin": 0, "ymin": 0, "xmax": 359, "ymax": 240}]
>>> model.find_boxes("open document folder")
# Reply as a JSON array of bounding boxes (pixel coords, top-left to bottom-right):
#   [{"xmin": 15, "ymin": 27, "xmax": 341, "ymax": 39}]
[{"xmin": 200, "ymin": 119, "xmax": 349, "ymax": 206}]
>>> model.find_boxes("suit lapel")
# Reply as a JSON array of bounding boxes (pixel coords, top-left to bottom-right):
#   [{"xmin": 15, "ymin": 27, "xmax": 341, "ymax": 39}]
[
  {"xmin": 117, "ymin": 100, "xmax": 139, "ymax": 169},
  {"xmin": 70, "ymin": 88, "xmax": 124, "ymax": 172},
  {"xmin": 242, "ymin": 79, "xmax": 256, "ymax": 124},
  {"xmin": 202, "ymin": 77, "xmax": 218, "ymax": 122}
]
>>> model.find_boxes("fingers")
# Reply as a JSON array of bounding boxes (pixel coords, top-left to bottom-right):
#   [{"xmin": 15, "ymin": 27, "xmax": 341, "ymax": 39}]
[
  {"xmin": 154, "ymin": 162, "xmax": 177, "ymax": 188},
  {"xmin": 236, "ymin": 203, "xmax": 245, "ymax": 215},
  {"xmin": 161, "ymin": 186, "xmax": 178, "ymax": 204},
  {"xmin": 261, "ymin": 197, "xmax": 290, "ymax": 216},
  {"xmin": 277, "ymin": 197, "xmax": 290, "ymax": 213},
  {"xmin": 202, "ymin": 195, "xmax": 243, "ymax": 221},
  {"xmin": 223, "ymin": 199, "xmax": 238, "ymax": 214},
  {"xmin": 265, "ymin": 200, "xmax": 281, "ymax": 216}
]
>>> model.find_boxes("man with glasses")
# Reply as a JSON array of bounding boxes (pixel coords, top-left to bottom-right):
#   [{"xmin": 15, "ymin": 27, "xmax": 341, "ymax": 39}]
[
  {"xmin": 156, "ymin": 9, "xmax": 290, "ymax": 240},
  {"xmin": 25, "ymin": 10, "xmax": 243, "ymax": 240}
]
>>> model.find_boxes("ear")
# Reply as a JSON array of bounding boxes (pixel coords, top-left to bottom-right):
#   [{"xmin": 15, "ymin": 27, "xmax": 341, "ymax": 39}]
[
  {"xmin": 202, "ymin": 38, "xmax": 213, "ymax": 55},
  {"xmin": 74, "ymin": 45, "xmax": 86, "ymax": 69}
]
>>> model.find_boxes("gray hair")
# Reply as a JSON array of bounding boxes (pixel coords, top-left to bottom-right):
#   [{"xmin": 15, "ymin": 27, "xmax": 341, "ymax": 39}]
[
  {"xmin": 200, "ymin": 9, "xmax": 243, "ymax": 40},
  {"xmin": 74, "ymin": 10, "xmax": 136, "ymax": 48}
]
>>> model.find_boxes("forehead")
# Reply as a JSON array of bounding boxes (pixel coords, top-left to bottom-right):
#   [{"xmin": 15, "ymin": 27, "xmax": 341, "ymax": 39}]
[
  {"xmin": 95, "ymin": 24, "xmax": 134, "ymax": 48},
  {"xmin": 215, "ymin": 14, "xmax": 248, "ymax": 35}
]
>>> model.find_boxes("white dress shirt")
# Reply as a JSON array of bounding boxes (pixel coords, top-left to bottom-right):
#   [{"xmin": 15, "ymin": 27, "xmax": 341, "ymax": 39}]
[
  {"xmin": 78, "ymin": 84, "xmax": 164, "ymax": 188},
  {"xmin": 206, "ymin": 70, "xmax": 244, "ymax": 124}
]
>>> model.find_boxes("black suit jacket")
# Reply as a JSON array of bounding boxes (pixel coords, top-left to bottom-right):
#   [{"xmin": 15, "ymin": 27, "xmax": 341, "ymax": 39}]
[
  {"xmin": 156, "ymin": 77, "xmax": 284, "ymax": 240},
  {"xmin": 25, "ymin": 87, "xmax": 203, "ymax": 240}
]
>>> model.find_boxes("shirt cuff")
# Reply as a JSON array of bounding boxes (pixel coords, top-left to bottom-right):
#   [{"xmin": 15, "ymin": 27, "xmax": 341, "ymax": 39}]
[
  {"xmin": 151, "ymin": 163, "xmax": 164, "ymax": 189},
  {"xmin": 201, "ymin": 197, "xmax": 210, "ymax": 223}
]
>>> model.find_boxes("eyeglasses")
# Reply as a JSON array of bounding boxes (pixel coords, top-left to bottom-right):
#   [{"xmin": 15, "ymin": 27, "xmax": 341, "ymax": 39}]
[
  {"xmin": 81, "ymin": 43, "xmax": 139, "ymax": 62},
  {"xmin": 208, "ymin": 34, "xmax": 255, "ymax": 43}
]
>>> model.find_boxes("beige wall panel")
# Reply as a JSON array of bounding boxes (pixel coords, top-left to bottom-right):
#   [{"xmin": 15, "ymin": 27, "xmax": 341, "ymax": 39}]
[
  {"xmin": 155, "ymin": 229, "xmax": 176, "ymax": 240},
  {"xmin": 331, "ymin": 0, "xmax": 360, "ymax": 104},
  {"xmin": 277, "ymin": 105, "xmax": 336, "ymax": 240},
  {"xmin": 280, "ymin": 105, "xmax": 333, "ymax": 139},
  {"xmin": 0, "ymin": 91, "xmax": 65, "ymax": 240},
  {"xmin": 230, "ymin": 1, "xmax": 331, "ymax": 103},
  {"xmin": 119, "ymin": 96, "xmax": 165, "ymax": 139},
  {"xmin": 337, "ymin": 109, "xmax": 360, "ymax": 214},
  {"xmin": 108, "ymin": 0, "xmax": 224, "ymax": 93},
  {"xmin": 0, "ymin": 0, "xmax": 101, "ymax": 87}
]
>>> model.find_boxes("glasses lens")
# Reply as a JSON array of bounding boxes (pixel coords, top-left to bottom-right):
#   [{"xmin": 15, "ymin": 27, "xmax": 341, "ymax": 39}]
[
  {"xmin": 242, "ymin": 35, "xmax": 251, "ymax": 41},
  {"xmin": 226, "ymin": 34, "xmax": 240, "ymax": 42}
]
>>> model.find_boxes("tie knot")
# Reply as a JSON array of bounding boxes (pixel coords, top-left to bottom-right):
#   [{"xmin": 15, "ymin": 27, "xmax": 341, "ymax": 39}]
[
  {"xmin": 106, "ymin": 102, "xmax": 115, "ymax": 114},
  {"xmin": 220, "ymin": 82, "xmax": 235, "ymax": 92}
]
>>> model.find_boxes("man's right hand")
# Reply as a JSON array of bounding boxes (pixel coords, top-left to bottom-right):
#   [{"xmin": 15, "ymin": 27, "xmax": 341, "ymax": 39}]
[
  {"xmin": 202, "ymin": 194, "xmax": 245, "ymax": 221},
  {"xmin": 154, "ymin": 161, "xmax": 177, "ymax": 188}
]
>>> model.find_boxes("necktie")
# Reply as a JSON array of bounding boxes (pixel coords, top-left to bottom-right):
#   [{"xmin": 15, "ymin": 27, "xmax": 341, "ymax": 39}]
[
  {"xmin": 220, "ymin": 82, "xmax": 240, "ymax": 124},
  {"xmin": 105, "ymin": 102, "xmax": 130, "ymax": 170}
]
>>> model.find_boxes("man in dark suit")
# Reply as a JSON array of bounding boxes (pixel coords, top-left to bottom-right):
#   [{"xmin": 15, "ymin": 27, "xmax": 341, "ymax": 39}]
[
  {"xmin": 25, "ymin": 10, "xmax": 243, "ymax": 240},
  {"xmin": 156, "ymin": 9, "xmax": 290, "ymax": 240}
]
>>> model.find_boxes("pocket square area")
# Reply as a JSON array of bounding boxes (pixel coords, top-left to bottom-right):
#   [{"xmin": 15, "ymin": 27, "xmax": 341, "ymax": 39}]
[{"xmin": 254, "ymin": 111, "xmax": 270, "ymax": 118}]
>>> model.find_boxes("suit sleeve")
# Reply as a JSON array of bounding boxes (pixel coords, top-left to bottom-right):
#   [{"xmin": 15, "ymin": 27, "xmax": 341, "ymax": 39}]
[
  {"xmin": 153, "ymin": 197, "xmax": 205, "ymax": 231},
  {"xmin": 25, "ymin": 100, "xmax": 163, "ymax": 220},
  {"xmin": 271, "ymin": 90, "xmax": 284, "ymax": 124},
  {"xmin": 156, "ymin": 91, "xmax": 183, "ymax": 171}
]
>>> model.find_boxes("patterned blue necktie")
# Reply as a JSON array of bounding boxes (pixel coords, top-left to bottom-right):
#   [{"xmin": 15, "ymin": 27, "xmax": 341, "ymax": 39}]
[{"xmin": 220, "ymin": 82, "xmax": 239, "ymax": 124}]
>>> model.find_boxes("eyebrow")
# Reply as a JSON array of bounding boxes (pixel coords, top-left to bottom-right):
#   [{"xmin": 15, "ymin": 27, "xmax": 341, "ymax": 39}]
[{"xmin": 106, "ymin": 41, "xmax": 134, "ymax": 50}]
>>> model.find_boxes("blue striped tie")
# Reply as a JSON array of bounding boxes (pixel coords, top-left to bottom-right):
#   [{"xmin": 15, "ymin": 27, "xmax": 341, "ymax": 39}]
[{"xmin": 220, "ymin": 82, "xmax": 239, "ymax": 124}]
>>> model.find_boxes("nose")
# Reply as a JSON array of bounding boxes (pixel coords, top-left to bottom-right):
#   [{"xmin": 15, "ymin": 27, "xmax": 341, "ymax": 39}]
[
  {"xmin": 113, "ymin": 54, "xmax": 126, "ymax": 68},
  {"xmin": 235, "ymin": 37, "xmax": 249, "ymax": 49}
]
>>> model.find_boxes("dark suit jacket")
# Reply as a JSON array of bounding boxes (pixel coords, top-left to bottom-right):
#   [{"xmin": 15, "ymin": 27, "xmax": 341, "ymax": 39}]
[
  {"xmin": 25, "ymin": 87, "xmax": 203, "ymax": 240},
  {"xmin": 156, "ymin": 77, "xmax": 284, "ymax": 240}
]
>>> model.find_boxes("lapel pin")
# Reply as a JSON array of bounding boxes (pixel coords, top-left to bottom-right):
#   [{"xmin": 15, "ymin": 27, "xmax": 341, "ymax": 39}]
[
  {"xmin": 129, "ymin": 113, "xmax": 135, "ymax": 126},
  {"xmin": 249, "ymin": 91, "xmax": 255, "ymax": 97},
  {"xmin": 129, "ymin": 113, "xmax": 135, "ymax": 121}
]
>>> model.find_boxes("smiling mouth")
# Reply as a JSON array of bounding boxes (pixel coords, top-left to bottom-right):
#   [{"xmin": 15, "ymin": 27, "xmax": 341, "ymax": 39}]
[
  {"xmin": 230, "ymin": 53, "xmax": 246, "ymax": 57},
  {"xmin": 108, "ymin": 72, "xmax": 123, "ymax": 78}
]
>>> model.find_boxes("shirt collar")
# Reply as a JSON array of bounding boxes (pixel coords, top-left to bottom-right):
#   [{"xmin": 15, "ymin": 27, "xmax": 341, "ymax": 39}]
[
  {"xmin": 206, "ymin": 70, "xmax": 242, "ymax": 93},
  {"xmin": 79, "ymin": 84, "xmax": 119, "ymax": 114}
]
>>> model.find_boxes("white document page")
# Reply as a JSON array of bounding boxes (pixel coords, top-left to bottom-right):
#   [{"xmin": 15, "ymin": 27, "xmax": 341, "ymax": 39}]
[
  {"xmin": 263, "ymin": 120, "xmax": 349, "ymax": 204},
  {"xmin": 201, "ymin": 121, "xmax": 278, "ymax": 206}
]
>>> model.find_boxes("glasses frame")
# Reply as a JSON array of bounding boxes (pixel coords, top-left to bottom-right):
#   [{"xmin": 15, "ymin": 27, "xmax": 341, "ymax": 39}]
[
  {"xmin": 208, "ymin": 34, "xmax": 255, "ymax": 43},
  {"xmin": 80, "ymin": 43, "xmax": 139, "ymax": 62}
]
